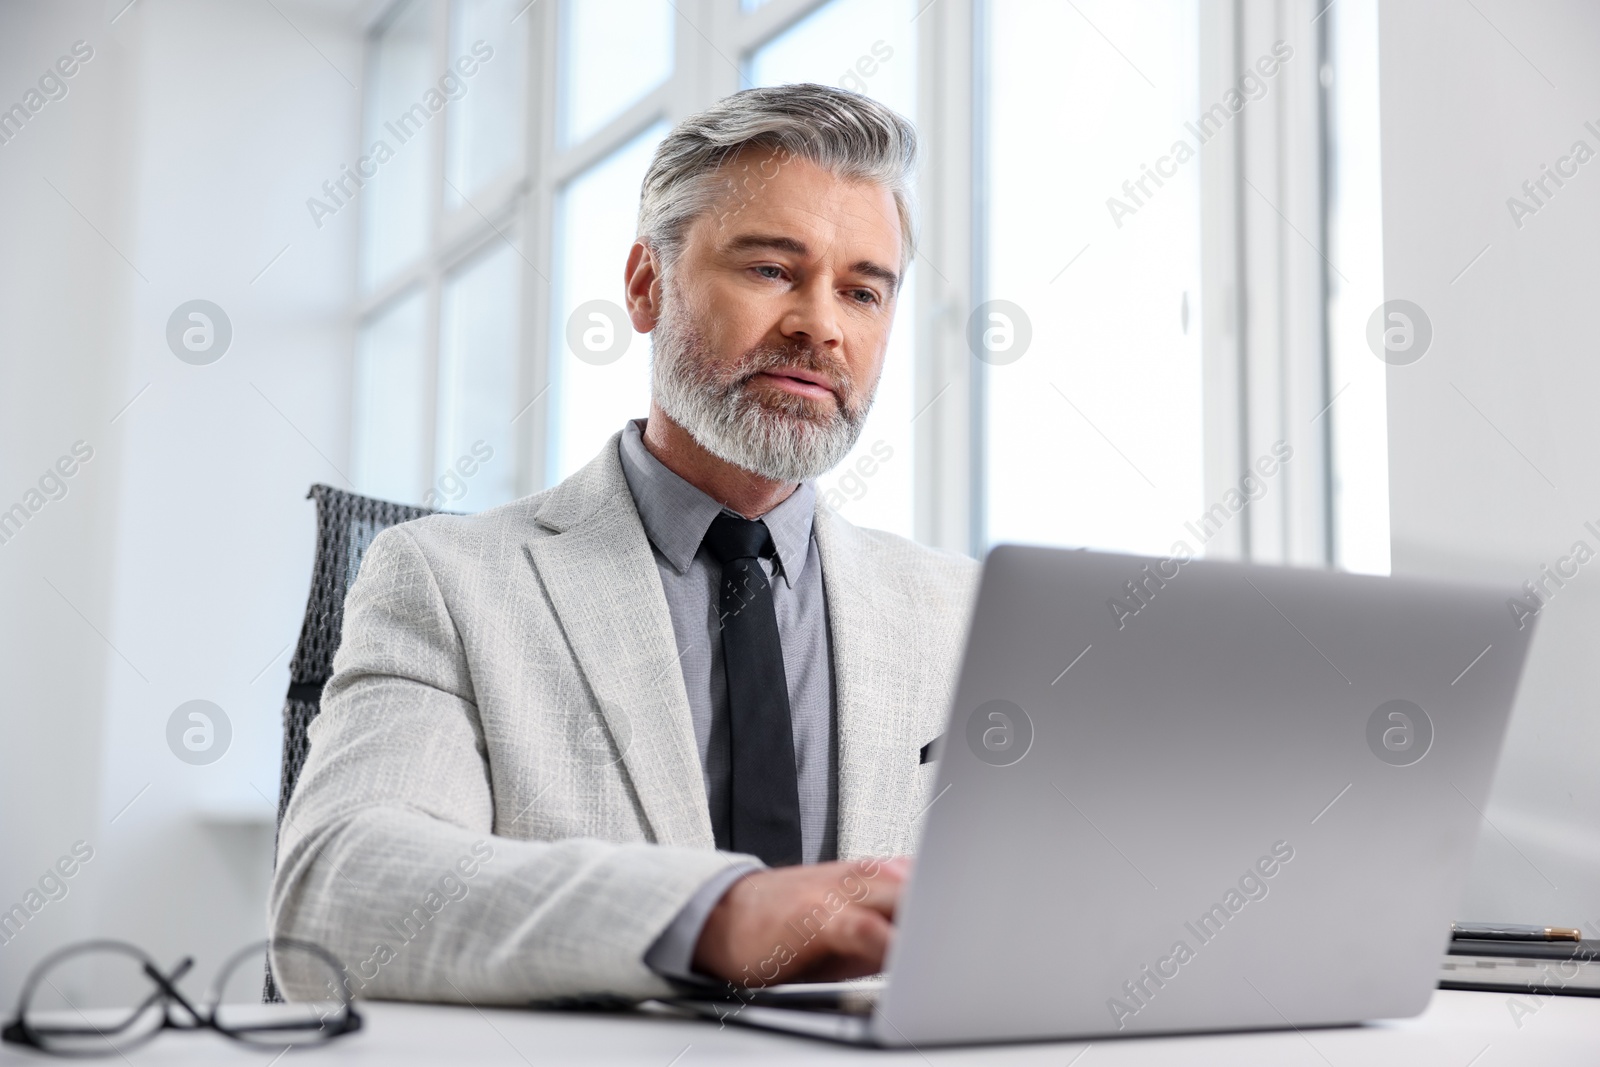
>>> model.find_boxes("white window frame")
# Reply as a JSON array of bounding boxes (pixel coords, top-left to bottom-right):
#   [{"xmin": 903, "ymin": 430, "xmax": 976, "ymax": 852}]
[
  {"xmin": 355, "ymin": 0, "xmax": 1345, "ymax": 566},
  {"xmin": 1211, "ymin": 0, "xmax": 1335, "ymax": 568}
]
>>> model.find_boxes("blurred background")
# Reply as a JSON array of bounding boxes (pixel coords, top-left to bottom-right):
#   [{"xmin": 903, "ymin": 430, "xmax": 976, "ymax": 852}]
[{"xmin": 1, "ymin": 0, "xmax": 1596, "ymax": 1006}]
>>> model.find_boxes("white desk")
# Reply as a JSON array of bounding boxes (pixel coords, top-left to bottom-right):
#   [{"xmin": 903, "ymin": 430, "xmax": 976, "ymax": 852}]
[{"xmin": 3, "ymin": 990, "xmax": 1596, "ymax": 1064}]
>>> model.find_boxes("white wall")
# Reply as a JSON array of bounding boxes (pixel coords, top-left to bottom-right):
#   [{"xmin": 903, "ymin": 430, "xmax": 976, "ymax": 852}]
[
  {"xmin": 1379, "ymin": 0, "xmax": 1600, "ymax": 930},
  {"xmin": 0, "ymin": 0, "xmax": 363, "ymax": 1001},
  {"xmin": 0, "ymin": 0, "xmax": 130, "ymax": 1000}
]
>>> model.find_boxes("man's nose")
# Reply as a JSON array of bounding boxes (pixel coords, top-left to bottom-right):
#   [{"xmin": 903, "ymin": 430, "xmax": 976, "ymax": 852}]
[{"xmin": 779, "ymin": 278, "xmax": 844, "ymax": 350}]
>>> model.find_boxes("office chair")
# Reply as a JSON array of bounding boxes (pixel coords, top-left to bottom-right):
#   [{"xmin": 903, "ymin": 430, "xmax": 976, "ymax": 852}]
[{"xmin": 265, "ymin": 484, "xmax": 440, "ymax": 1000}]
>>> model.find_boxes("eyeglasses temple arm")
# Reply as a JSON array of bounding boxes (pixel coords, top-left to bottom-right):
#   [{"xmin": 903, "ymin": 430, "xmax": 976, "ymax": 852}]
[{"xmin": 142, "ymin": 959, "xmax": 206, "ymax": 1026}]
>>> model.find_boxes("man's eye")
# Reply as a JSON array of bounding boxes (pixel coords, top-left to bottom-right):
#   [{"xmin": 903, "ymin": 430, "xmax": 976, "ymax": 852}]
[
  {"xmin": 848, "ymin": 289, "xmax": 879, "ymax": 305},
  {"xmin": 753, "ymin": 265, "xmax": 784, "ymax": 280}
]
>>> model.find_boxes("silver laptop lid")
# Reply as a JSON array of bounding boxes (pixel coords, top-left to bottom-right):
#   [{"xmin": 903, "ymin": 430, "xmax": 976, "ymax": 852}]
[{"xmin": 878, "ymin": 545, "xmax": 1535, "ymax": 1046}]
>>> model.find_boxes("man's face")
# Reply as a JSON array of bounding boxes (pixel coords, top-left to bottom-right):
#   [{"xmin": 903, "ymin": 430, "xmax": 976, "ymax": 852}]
[{"xmin": 633, "ymin": 147, "xmax": 904, "ymax": 482}]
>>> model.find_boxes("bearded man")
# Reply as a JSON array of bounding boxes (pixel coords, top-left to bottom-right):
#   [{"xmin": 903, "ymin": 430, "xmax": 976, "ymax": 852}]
[{"xmin": 270, "ymin": 83, "xmax": 977, "ymax": 1002}]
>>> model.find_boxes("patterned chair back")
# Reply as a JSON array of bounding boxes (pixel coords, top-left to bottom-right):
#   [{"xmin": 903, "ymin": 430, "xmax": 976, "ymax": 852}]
[{"xmin": 274, "ymin": 484, "xmax": 441, "ymax": 833}]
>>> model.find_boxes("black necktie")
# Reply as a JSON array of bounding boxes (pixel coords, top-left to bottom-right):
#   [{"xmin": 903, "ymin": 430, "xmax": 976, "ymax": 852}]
[{"xmin": 702, "ymin": 512, "xmax": 803, "ymax": 867}]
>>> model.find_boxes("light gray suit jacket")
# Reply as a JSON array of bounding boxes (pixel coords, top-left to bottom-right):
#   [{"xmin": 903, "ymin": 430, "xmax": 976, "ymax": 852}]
[{"xmin": 268, "ymin": 432, "xmax": 979, "ymax": 1003}]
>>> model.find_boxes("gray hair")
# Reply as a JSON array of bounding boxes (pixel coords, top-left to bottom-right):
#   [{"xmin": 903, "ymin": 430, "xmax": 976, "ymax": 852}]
[{"xmin": 636, "ymin": 83, "xmax": 918, "ymax": 278}]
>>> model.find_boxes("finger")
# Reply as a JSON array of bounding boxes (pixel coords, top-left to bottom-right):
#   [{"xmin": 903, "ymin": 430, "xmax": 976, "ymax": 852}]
[
  {"xmin": 839, "ymin": 860, "xmax": 907, "ymax": 919},
  {"xmin": 878, "ymin": 855, "xmax": 912, "ymax": 882},
  {"xmin": 796, "ymin": 907, "xmax": 893, "ymax": 983}
]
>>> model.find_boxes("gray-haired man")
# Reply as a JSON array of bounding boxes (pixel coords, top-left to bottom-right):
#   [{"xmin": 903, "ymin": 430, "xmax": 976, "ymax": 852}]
[{"xmin": 271, "ymin": 84, "xmax": 978, "ymax": 1002}]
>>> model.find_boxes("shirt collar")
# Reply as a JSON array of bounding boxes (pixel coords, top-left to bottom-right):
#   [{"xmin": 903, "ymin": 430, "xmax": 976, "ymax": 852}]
[{"xmin": 618, "ymin": 420, "xmax": 815, "ymax": 586}]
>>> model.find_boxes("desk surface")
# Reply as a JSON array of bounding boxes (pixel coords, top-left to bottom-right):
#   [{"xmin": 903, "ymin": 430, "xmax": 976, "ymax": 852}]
[{"xmin": 3, "ymin": 989, "xmax": 1594, "ymax": 1064}]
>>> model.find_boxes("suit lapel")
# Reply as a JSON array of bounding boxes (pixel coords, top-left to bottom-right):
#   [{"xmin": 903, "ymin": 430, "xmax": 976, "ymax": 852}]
[
  {"xmin": 524, "ymin": 439, "xmax": 714, "ymax": 849},
  {"xmin": 814, "ymin": 506, "xmax": 921, "ymax": 858}
]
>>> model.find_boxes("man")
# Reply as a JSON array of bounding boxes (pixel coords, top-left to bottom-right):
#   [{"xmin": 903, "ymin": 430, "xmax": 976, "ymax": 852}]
[{"xmin": 270, "ymin": 84, "xmax": 978, "ymax": 1003}]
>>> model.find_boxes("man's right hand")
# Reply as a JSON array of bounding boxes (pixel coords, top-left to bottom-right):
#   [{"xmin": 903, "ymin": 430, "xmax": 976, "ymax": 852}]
[{"xmin": 691, "ymin": 857, "xmax": 910, "ymax": 987}]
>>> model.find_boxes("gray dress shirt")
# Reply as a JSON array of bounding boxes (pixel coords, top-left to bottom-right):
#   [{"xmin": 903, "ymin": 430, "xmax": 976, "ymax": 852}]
[{"xmin": 618, "ymin": 420, "xmax": 838, "ymax": 979}]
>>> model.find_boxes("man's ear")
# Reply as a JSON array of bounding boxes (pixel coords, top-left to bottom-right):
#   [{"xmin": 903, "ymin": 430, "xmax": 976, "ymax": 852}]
[{"xmin": 624, "ymin": 240, "xmax": 664, "ymax": 332}]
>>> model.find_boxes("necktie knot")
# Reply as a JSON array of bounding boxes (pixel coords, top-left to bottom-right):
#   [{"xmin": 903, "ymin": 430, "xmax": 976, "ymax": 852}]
[{"xmin": 702, "ymin": 513, "xmax": 774, "ymax": 566}]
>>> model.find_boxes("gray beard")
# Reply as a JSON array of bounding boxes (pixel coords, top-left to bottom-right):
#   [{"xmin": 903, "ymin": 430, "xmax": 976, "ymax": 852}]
[{"xmin": 650, "ymin": 287, "xmax": 874, "ymax": 483}]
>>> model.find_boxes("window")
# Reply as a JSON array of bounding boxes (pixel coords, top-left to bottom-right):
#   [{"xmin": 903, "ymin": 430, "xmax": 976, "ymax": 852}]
[
  {"xmin": 548, "ymin": 123, "xmax": 668, "ymax": 483},
  {"xmin": 447, "ymin": 0, "xmax": 530, "ymax": 207},
  {"xmin": 438, "ymin": 240, "xmax": 521, "ymax": 509},
  {"xmin": 351, "ymin": 0, "xmax": 530, "ymax": 511},
  {"xmin": 352, "ymin": 288, "xmax": 430, "ymax": 503},
  {"xmin": 360, "ymin": 0, "xmax": 432, "ymax": 292},
  {"xmin": 348, "ymin": 0, "xmax": 1382, "ymax": 567},
  {"xmin": 1323, "ymin": 0, "xmax": 1390, "ymax": 575},
  {"xmin": 982, "ymin": 0, "xmax": 1204, "ymax": 556},
  {"xmin": 556, "ymin": 0, "xmax": 674, "ymax": 147}
]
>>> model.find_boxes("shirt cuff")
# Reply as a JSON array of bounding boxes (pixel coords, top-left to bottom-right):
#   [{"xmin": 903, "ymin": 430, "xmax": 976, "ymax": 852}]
[{"xmin": 643, "ymin": 862, "xmax": 762, "ymax": 983}]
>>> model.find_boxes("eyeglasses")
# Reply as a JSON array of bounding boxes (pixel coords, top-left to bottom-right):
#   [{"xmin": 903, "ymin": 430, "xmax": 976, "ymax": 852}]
[{"xmin": 2, "ymin": 938, "xmax": 361, "ymax": 1057}]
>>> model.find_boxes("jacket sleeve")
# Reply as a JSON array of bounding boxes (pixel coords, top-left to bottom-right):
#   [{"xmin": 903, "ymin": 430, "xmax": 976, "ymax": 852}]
[{"xmin": 267, "ymin": 524, "xmax": 746, "ymax": 1004}]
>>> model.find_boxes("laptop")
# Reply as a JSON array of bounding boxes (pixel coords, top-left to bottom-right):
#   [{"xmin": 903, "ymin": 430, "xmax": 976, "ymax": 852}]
[{"xmin": 665, "ymin": 544, "xmax": 1538, "ymax": 1046}]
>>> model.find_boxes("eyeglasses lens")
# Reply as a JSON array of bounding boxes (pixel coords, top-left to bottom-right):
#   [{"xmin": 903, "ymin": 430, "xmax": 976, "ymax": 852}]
[
  {"xmin": 213, "ymin": 942, "xmax": 351, "ymax": 1047},
  {"xmin": 21, "ymin": 945, "xmax": 165, "ymax": 1056}
]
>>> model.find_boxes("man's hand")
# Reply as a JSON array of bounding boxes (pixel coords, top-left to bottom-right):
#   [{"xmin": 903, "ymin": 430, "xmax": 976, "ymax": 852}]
[{"xmin": 692, "ymin": 857, "xmax": 910, "ymax": 987}]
